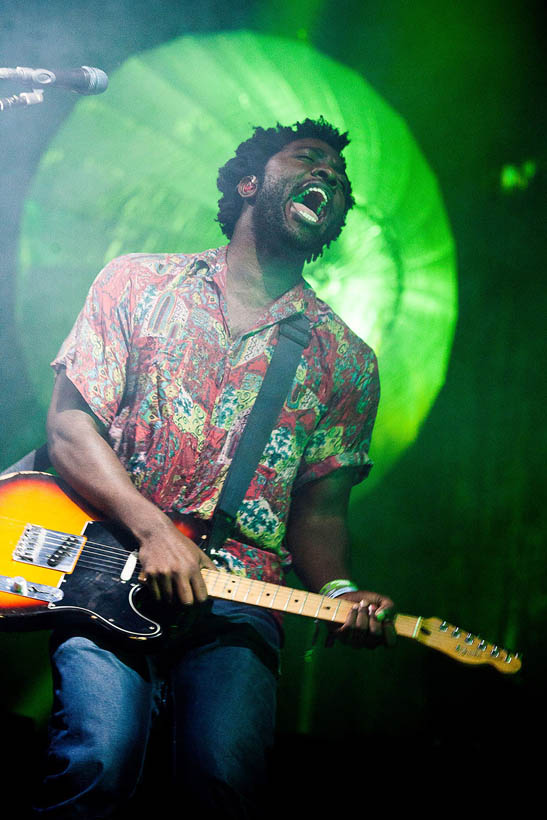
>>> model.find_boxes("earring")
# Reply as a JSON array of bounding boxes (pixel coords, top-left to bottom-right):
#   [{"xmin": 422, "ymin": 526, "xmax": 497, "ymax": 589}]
[{"xmin": 239, "ymin": 175, "xmax": 258, "ymax": 195}]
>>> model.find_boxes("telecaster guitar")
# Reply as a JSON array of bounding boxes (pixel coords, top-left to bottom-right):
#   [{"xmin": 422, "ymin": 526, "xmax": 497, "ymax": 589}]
[{"xmin": 0, "ymin": 472, "xmax": 521, "ymax": 674}]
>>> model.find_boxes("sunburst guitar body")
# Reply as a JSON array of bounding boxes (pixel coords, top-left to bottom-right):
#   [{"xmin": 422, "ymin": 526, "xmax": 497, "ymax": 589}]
[{"xmin": 0, "ymin": 471, "xmax": 178, "ymax": 639}]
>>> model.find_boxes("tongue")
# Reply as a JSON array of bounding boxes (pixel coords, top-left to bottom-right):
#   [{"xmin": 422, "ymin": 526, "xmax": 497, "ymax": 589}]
[{"xmin": 292, "ymin": 200, "xmax": 318, "ymax": 223}]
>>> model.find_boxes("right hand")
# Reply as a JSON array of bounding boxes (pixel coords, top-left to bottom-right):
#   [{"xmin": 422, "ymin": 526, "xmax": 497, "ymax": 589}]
[{"xmin": 137, "ymin": 516, "xmax": 218, "ymax": 606}]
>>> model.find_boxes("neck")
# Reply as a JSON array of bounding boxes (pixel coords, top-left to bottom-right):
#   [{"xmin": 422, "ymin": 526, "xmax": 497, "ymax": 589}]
[{"xmin": 226, "ymin": 214, "xmax": 305, "ymax": 309}]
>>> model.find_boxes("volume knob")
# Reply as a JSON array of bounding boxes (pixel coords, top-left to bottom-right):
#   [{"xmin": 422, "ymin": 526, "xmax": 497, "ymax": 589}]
[{"xmin": 12, "ymin": 576, "xmax": 29, "ymax": 596}]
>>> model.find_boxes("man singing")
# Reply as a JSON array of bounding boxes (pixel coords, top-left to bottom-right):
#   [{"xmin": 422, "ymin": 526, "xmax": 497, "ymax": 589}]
[{"xmin": 38, "ymin": 117, "xmax": 395, "ymax": 817}]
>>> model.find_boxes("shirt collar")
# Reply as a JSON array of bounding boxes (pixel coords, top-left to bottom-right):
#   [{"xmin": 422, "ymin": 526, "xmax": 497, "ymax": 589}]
[{"xmin": 188, "ymin": 245, "xmax": 326, "ymax": 331}]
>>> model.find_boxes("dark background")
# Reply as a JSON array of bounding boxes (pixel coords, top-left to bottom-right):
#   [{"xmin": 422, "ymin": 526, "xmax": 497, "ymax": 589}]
[{"xmin": 1, "ymin": 0, "xmax": 545, "ymax": 807}]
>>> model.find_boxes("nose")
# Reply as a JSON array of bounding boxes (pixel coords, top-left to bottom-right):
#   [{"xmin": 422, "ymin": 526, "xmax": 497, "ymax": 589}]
[{"xmin": 311, "ymin": 163, "xmax": 338, "ymax": 188}]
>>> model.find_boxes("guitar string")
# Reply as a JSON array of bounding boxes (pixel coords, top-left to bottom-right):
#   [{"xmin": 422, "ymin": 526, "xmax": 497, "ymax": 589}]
[
  {"xmin": 7, "ymin": 526, "xmax": 276, "ymax": 578},
  {"xmin": 4, "ymin": 521, "xmax": 503, "ymax": 645},
  {"xmin": 31, "ymin": 547, "xmax": 321, "ymax": 614},
  {"xmin": 2, "ymin": 515, "xmax": 284, "ymax": 584},
  {"xmin": 0, "ymin": 509, "xmax": 507, "ymax": 650},
  {"xmin": 12, "ymin": 553, "xmax": 281, "ymax": 592},
  {"xmin": 16, "ymin": 550, "xmax": 282, "ymax": 595},
  {"xmin": 2, "ymin": 515, "xmax": 261, "ymax": 564},
  {"xmin": 37, "ymin": 539, "xmax": 134, "ymax": 563},
  {"xmin": 1, "ymin": 518, "xmax": 387, "ymax": 622},
  {"xmin": 3, "ymin": 525, "xmax": 509, "ymax": 654},
  {"xmin": 1, "ymin": 516, "xmax": 198, "ymax": 557},
  {"xmin": 11, "ymin": 543, "xmax": 339, "ymax": 614},
  {"xmin": 3, "ymin": 515, "xmax": 211, "ymax": 559},
  {"xmin": 3, "ymin": 514, "xmax": 279, "ymax": 578},
  {"xmin": 2, "ymin": 518, "xmax": 473, "ymax": 633},
  {"xmin": 0, "ymin": 517, "xmax": 135, "ymax": 556},
  {"xmin": 9, "ymin": 532, "xmax": 325, "ymax": 612},
  {"xmin": 13, "ymin": 535, "xmax": 274, "ymax": 577},
  {"xmin": 4, "ymin": 522, "xmax": 398, "ymax": 623}
]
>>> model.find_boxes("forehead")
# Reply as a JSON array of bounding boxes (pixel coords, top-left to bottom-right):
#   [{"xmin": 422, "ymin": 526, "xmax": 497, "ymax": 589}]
[{"xmin": 272, "ymin": 138, "xmax": 346, "ymax": 171}]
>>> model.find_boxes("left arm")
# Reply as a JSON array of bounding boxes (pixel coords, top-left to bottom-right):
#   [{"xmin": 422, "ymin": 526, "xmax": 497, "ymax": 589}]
[{"xmin": 286, "ymin": 469, "xmax": 395, "ymax": 647}]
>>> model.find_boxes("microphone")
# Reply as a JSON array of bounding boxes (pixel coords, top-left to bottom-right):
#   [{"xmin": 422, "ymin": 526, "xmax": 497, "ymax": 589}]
[{"xmin": 0, "ymin": 66, "xmax": 108, "ymax": 95}]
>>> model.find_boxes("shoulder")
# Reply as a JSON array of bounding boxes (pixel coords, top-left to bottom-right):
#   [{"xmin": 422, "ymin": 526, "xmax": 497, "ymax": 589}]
[
  {"xmin": 90, "ymin": 247, "xmax": 224, "ymax": 299},
  {"xmin": 92, "ymin": 251, "xmax": 198, "ymax": 287},
  {"xmin": 307, "ymin": 291, "xmax": 378, "ymax": 385}
]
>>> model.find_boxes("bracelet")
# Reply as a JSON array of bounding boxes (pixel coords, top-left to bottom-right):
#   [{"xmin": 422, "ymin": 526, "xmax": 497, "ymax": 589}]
[{"xmin": 319, "ymin": 579, "xmax": 359, "ymax": 599}]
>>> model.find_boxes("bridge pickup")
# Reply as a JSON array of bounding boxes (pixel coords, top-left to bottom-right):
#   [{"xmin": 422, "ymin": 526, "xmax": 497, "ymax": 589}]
[{"xmin": 12, "ymin": 524, "xmax": 85, "ymax": 573}]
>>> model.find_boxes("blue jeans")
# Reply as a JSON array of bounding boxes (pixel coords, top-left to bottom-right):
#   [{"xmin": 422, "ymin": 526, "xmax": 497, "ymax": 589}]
[{"xmin": 34, "ymin": 601, "xmax": 281, "ymax": 818}]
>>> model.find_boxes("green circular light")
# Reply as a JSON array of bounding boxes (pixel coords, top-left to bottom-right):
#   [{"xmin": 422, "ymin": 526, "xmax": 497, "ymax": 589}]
[{"xmin": 16, "ymin": 31, "xmax": 457, "ymax": 492}]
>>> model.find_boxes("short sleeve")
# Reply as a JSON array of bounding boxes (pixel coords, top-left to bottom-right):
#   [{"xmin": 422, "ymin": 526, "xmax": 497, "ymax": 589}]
[
  {"xmin": 51, "ymin": 256, "xmax": 135, "ymax": 427},
  {"xmin": 294, "ymin": 347, "xmax": 380, "ymax": 489}
]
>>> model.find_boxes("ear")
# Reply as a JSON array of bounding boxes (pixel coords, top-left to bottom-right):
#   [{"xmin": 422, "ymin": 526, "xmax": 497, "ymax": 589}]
[{"xmin": 237, "ymin": 175, "xmax": 258, "ymax": 198}]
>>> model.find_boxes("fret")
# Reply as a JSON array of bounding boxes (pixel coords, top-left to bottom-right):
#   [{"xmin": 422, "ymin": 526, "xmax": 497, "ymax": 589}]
[
  {"xmin": 219, "ymin": 576, "xmax": 232, "ymax": 596},
  {"xmin": 233, "ymin": 575, "xmax": 243, "ymax": 601},
  {"xmin": 303, "ymin": 593, "xmax": 322, "ymax": 618},
  {"xmin": 283, "ymin": 588, "xmax": 308, "ymax": 615},
  {"xmin": 204, "ymin": 570, "xmax": 218, "ymax": 595},
  {"xmin": 299, "ymin": 593, "xmax": 316, "ymax": 618},
  {"xmin": 335, "ymin": 599, "xmax": 353, "ymax": 624},
  {"xmin": 254, "ymin": 581, "xmax": 266, "ymax": 607},
  {"xmin": 313, "ymin": 595, "xmax": 324, "ymax": 618},
  {"xmin": 391, "ymin": 613, "xmax": 418, "ymax": 638},
  {"xmin": 319, "ymin": 597, "xmax": 341, "ymax": 621},
  {"xmin": 269, "ymin": 583, "xmax": 280, "ymax": 609}
]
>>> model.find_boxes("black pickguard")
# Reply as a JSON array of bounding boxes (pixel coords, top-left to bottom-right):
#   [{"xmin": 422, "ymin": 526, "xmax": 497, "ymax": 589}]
[
  {"xmin": 2, "ymin": 521, "xmax": 163, "ymax": 642},
  {"xmin": 50, "ymin": 520, "xmax": 162, "ymax": 640}
]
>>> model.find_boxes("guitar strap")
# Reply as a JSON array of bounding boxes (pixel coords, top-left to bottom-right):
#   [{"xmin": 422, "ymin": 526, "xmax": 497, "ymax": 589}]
[
  {"xmin": 206, "ymin": 313, "xmax": 311, "ymax": 555},
  {"xmin": 1, "ymin": 314, "xmax": 312, "ymax": 556}
]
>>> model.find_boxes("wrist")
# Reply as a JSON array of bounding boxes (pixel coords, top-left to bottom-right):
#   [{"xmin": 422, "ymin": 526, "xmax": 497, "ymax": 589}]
[
  {"xmin": 121, "ymin": 496, "xmax": 172, "ymax": 543},
  {"xmin": 319, "ymin": 578, "xmax": 359, "ymax": 599}
]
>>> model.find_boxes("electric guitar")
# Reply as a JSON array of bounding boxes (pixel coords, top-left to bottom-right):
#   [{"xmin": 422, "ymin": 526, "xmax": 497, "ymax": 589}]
[{"xmin": 0, "ymin": 471, "xmax": 521, "ymax": 674}]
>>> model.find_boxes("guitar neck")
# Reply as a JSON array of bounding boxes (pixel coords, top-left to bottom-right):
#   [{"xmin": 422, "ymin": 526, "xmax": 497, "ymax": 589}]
[
  {"xmin": 202, "ymin": 568, "xmax": 354, "ymax": 625},
  {"xmin": 201, "ymin": 570, "xmax": 522, "ymax": 674},
  {"xmin": 203, "ymin": 570, "xmax": 423, "ymax": 634}
]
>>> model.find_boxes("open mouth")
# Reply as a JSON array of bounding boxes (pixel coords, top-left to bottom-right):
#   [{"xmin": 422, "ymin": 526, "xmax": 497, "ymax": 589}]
[{"xmin": 290, "ymin": 185, "xmax": 330, "ymax": 225}]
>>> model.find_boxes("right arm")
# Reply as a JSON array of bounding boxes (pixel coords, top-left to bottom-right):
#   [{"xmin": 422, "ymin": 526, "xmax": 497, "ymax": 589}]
[{"xmin": 47, "ymin": 369, "xmax": 216, "ymax": 604}]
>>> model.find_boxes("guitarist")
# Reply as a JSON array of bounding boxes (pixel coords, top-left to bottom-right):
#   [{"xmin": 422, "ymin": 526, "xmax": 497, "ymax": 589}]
[{"xmin": 36, "ymin": 118, "xmax": 395, "ymax": 818}]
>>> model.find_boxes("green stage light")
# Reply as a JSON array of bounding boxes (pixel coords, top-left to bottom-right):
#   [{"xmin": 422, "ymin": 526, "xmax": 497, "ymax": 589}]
[
  {"xmin": 16, "ymin": 31, "xmax": 457, "ymax": 493},
  {"xmin": 500, "ymin": 160, "xmax": 537, "ymax": 192}
]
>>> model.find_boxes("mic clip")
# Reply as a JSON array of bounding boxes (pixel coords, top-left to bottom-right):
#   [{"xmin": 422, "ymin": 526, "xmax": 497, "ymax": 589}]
[{"xmin": 0, "ymin": 88, "xmax": 44, "ymax": 114}]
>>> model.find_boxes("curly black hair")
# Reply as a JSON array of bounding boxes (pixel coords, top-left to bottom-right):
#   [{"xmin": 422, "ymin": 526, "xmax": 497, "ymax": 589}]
[{"xmin": 216, "ymin": 116, "xmax": 355, "ymax": 249}]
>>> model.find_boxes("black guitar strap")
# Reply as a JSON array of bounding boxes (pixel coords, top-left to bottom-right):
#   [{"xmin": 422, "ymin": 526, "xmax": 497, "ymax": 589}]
[
  {"xmin": 206, "ymin": 313, "xmax": 311, "ymax": 554},
  {"xmin": 1, "ymin": 314, "xmax": 312, "ymax": 557}
]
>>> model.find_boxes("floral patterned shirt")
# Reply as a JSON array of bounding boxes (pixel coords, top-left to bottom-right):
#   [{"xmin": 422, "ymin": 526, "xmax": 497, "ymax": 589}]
[{"xmin": 52, "ymin": 246, "xmax": 379, "ymax": 583}]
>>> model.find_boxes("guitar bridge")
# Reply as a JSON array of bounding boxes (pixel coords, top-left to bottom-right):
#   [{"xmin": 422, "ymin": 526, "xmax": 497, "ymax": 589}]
[{"xmin": 12, "ymin": 524, "xmax": 85, "ymax": 573}]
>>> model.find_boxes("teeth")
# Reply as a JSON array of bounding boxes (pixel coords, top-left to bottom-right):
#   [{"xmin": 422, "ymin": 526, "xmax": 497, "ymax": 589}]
[
  {"xmin": 306, "ymin": 186, "xmax": 328, "ymax": 203},
  {"xmin": 293, "ymin": 186, "xmax": 329, "ymax": 205},
  {"xmin": 292, "ymin": 201, "xmax": 319, "ymax": 223},
  {"xmin": 291, "ymin": 185, "xmax": 330, "ymax": 223}
]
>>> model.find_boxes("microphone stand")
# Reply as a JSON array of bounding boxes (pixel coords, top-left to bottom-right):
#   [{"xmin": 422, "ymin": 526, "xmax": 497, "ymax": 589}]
[{"xmin": 0, "ymin": 88, "xmax": 44, "ymax": 113}]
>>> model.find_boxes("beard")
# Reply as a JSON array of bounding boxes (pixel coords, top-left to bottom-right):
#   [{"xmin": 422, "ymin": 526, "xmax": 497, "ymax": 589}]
[{"xmin": 251, "ymin": 174, "xmax": 342, "ymax": 261}]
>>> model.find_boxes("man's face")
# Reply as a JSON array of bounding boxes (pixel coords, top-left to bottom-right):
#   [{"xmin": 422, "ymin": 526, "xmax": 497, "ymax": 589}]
[{"xmin": 251, "ymin": 138, "xmax": 351, "ymax": 258}]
